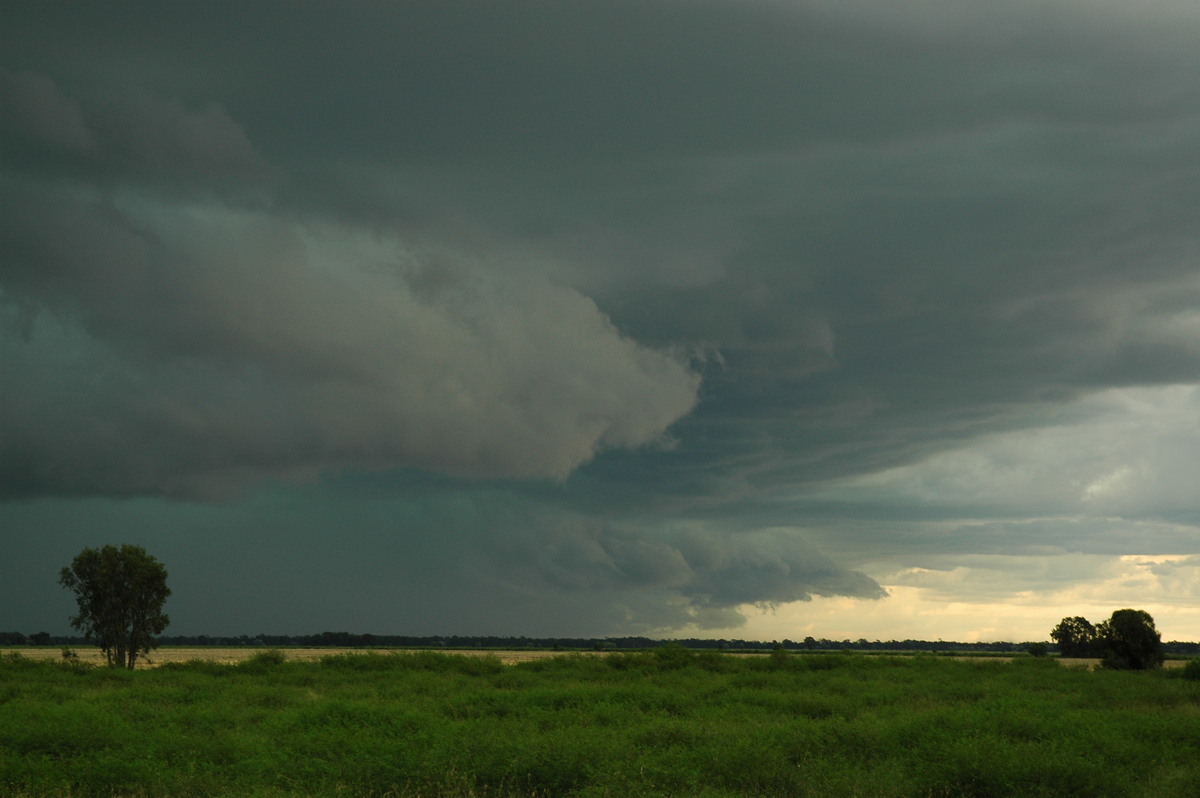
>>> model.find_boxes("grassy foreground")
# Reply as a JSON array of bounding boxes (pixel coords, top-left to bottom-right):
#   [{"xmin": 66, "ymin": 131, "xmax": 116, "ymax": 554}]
[{"xmin": 2, "ymin": 649, "xmax": 1200, "ymax": 797}]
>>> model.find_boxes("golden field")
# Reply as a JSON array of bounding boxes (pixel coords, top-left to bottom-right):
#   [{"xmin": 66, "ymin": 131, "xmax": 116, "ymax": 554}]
[
  {"xmin": 5, "ymin": 646, "xmax": 1188, "ymax": 669},
  {"xmin": 5, "ymin": 646, "xmax": 602, "ymax": 667}
]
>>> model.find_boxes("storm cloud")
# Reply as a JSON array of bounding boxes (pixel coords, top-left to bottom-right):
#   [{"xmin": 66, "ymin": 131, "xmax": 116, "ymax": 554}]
[
  {"xmin": 0, "ymin": 71, "xmax": 700, "ymax": 495},
  {"xmin": 5, "ymin": 1, "xmax": 1200, "ymax": 640}
]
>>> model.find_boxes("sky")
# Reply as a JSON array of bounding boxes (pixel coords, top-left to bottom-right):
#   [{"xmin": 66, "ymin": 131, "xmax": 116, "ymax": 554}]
[{"xmin": 4, "ymin": 1, "xmax": 1200, "ymax": 643}]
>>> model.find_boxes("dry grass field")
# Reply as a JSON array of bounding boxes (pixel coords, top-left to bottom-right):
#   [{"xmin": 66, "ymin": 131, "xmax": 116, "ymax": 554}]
[
  {"xmin": 6, "ymin": 646, "xmax": 603, "ymax": 667},
  {"xmin": 7, "ymin": 646, "xmax": 1187, "ymax": 669}
]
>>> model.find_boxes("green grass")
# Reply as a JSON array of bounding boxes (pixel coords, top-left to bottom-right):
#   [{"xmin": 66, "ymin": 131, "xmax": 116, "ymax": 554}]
[{"xmin": 2, "ymin": 649, "xmax": 1200, "ymax": 796}]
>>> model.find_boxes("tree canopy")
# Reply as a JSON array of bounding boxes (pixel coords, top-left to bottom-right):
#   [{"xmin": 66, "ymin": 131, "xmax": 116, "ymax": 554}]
[
  {"xmin": 1097, "ymin": 608, "xmax": 1164, "ymax": 670},
  {"xmin": 59, "ymin": 544, "xmax": 171, "ymax": 669},
  {"xmin": 1050, "ymin": 616, "xmax": 1097, "ymax": 657}
]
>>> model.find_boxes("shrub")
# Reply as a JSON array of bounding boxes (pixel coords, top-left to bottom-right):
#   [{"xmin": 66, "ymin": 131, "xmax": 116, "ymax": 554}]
[
  {"xmin": 319, "ymin": 650, "xmax": 504, "ymax": 675},
  {"xmin": 247, "ymin": 649, "xmax": 287, "ymax": 666},
  {"xmin": 652, "ymin": 644, "xmax": 696, "ymax": 670},
  {"xmin": 768, "ymin": 647, "xmax": 793, "ymax": 669},
  {"xmin": 156, "ymin": 658, "xmax": 231, "ymax": 676},
  {"xmin": 799, "ymin": 653, "xmax": 848, "ymax": 671}
]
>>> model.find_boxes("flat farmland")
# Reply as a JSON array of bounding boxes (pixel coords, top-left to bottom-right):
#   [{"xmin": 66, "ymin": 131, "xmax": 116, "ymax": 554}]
[{"xmin": 4, "ymin": 648, "xmax": 1200, "ymax": 796}]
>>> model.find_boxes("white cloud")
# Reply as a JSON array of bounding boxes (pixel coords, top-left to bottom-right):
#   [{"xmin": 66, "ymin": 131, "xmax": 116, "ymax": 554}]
[
  {"xmin": 707, "ymin": 552, "xmax": 1200, "ymax": 643},
  {"xmin": 806, "ymin": 384, "xmax": 1200, "ymax": 520}
]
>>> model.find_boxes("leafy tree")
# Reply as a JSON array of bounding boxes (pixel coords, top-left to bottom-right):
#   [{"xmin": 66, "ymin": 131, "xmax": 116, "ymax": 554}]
[
  {"xmin": 58, "ymin": 544, "xmax": 171, "ymax": 669},
  {"xmin": 1096, "ymin": 608, "xmax": 1163, "ymax": 670},
  {"xmin": 1050, "ymin": 616, "xmax": 1097, "ymax": 657}
]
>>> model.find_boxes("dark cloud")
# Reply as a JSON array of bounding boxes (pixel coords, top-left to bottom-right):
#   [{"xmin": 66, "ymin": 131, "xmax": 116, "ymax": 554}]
[
  {"xmin": 0, "ymin": 69, "xmax": 700, "ymax": 496},
  {"xmin": 474, "ymin": 511, "xmax": 885, "ymax": 624},
  {"xmin": 12, "ymin": 0, "xmax": 1196, "ymax": 166},
  {"xmin": 0, "ymin": 67, "xmax": 94, "ymax": 154},
  {"xmin": 0, "ymin": 486, "xmax": 883, "ymax": 637},
  {"xmin": 0, "ymin": 217, "xmax": 701, "ymax": 496},
  {"xmin": 6, "ymin": 2, "xmax": 1200, "ymax": 638}
]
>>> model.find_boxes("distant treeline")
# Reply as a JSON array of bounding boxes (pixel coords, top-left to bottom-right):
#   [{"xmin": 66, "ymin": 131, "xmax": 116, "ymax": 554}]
[{"xmin": 5, "ymin": 629, "xmax": 1200, "ymax": 655}]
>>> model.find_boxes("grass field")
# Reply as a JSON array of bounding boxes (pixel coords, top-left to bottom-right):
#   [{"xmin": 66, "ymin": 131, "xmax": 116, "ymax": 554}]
[{"xmin": 3, "ymin": 648, "xmax": 1200, "ymax": 797}]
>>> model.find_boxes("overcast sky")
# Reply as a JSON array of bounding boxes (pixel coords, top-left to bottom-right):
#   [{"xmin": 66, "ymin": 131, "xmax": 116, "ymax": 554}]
[{"xmin": 5, "ymin": 1, "xmax": 1200, "ymax": 643}]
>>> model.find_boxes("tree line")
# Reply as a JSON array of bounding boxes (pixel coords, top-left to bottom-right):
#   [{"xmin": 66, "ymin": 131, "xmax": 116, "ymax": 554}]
[
  {"xmin": 12, "ymin": 544, "xmax": 1199, "ymax": 667},
  {"xmin": 0, "ymin": 630, "xmax": 1041, "ymax": 652},
  {"xmin": 11, "ymin": 627, "xmax": 1200, "ymax": 656}
]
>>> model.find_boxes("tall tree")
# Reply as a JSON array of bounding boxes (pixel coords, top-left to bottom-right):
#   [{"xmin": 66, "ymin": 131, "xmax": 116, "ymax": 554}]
[
  {"xmin": 1050, "ymin": 616, "xmax": 1097, "ymax": 657},
  {"xmin": 59, "ymin": 544, "xmax": 171, "ymax": 669},
  {"xmin": 1097, "ymin": 609, "xmax": 1164, "ymax": 670}
]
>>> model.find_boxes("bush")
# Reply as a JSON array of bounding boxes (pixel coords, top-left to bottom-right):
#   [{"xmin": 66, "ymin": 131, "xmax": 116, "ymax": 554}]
[
  {"xmin": 246, "ymin": 649, "xmax": 287, "ymax": 666},
  {"xmin": 1182, "ymin": 660, "xmax": 1200, "ymax": 682},
  {"xmin": 652, "ymin": 644, "xmax": 696, "ymax": 670},
  {"xmin": 319, "ymin": 650, "xmax": 504, "ymax": 675}
]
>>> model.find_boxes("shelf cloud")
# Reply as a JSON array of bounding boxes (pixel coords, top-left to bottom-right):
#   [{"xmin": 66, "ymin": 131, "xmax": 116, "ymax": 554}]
[{"xmin": 6, "ymin": 1, "xmax": 1200, "ymax": 641}]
